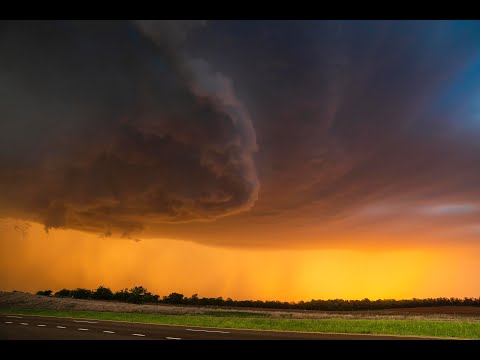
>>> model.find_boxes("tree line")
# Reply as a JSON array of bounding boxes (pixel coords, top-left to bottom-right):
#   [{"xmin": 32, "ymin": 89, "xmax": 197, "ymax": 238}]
[{"xmin": 35, "ymin": 287, "xmax": 480, "ymax": 310}]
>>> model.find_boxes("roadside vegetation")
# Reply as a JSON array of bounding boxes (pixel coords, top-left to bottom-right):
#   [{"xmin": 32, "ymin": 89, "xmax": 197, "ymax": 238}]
[
  {"xmin": 34, "ymin": 285, "xmax": 480, "ymax": 311},
  {"xmin": 1, "ymin": 307, "xmax": 479, "ymax": 339}
]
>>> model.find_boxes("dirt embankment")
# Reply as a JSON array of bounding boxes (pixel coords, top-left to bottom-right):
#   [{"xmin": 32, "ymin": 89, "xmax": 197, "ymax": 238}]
[{"xmin": 1, "ymin": 291, "xmax": 480, "ymax": 321}]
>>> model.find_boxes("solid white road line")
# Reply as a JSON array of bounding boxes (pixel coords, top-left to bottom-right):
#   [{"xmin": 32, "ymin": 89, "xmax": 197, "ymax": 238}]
[
  {"xmin": 132, "ymin": 333, "xmax": 146, "ymax": 337},
  {"xmin": 37, "ymin": 324, "xmax": 47, "ymax": 327},
  {"xmin": 73, "ymin": 320, "xmax": 98, "ymax": 324},
  {"xmin": 78, "ymin": 328, "xmax": 89, "ymax": 331},
  {"xmin": 166, "ymin": 337, "xmax": 181, "ymax": 340},
  {"xmin": 4, "ymin": 321, "xmax": 13, "ymax": 324},
  {"xmin": 57, "ymin": 326, "xmax": 66, "ymax": 329},
  {"xmin": 20, "ymin": 323, "xmax": 29, "ymax": 325},
  {"xmin": 186, "ymin": 328, "xmax": 230, "ymax": 334},
  {"xmin": 103, "ymin": 330, "xmax": 115, "ymax": 334},
  {"xmin": 7, "ymin": 316, "xmax": 23, "ymax": 318}
]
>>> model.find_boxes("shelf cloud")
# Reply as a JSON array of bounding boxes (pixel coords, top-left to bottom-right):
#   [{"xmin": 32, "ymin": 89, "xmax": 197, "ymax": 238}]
[
  {"xmin": 1, "ymin": 20, "xmax": 480, "ymax": 247},
  {"xmin": 0, "ymin": 20, "xmax": 258, "ymax": 237}
]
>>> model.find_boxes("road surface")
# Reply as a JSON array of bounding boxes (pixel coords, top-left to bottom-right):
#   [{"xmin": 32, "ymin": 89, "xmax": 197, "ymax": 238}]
[{"xmin": 0, "ymin": 314, "xmax": 435, "ymax": 340}]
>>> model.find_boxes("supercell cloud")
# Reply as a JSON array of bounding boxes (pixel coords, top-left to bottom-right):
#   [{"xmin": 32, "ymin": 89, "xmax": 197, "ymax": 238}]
[
  {"xmin": 1, "ymin": 20, "xmax": 480, "ymax": 247},
  {"xmin": 0, "ymin": 20, "xmax": 258, "ymax": 236}
]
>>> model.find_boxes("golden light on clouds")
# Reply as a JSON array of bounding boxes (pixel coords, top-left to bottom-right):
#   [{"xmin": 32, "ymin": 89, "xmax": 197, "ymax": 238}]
[
  {"xmin": 1, "ymin": 219, "xmax": 479, "ymax": 301},
  {"xmin": 2, "ymin": 21, "xmax": 480, "ymax": 305}
]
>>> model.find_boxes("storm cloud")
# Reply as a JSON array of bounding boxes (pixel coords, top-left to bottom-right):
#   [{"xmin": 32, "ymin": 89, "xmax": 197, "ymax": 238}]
[
  {"xmin": 1, "ymin": 20, "xmax": 480, "ymax": 247},
  {"xmin": 0, "ymin": 20, "xmax": 258, "ymax": 236},
  {"xmin": 144, "ymin": 20, "xmax": 480, "ymax": 247}
]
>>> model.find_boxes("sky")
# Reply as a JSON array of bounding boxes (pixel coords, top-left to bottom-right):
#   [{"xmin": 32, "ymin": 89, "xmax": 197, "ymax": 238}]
[{"xmin": 1, "ymin": 20, "xmax": 480, "ymax": 301}]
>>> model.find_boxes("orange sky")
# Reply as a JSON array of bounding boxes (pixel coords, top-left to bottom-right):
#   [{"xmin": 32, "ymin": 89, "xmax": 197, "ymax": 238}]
[
  {"xmin": 1, "ymin": 219, "xmax": 479, "ymax": 301},
  {"xmin": 1, "ymin": 21, "xmax": 480, "ymax": 302}
]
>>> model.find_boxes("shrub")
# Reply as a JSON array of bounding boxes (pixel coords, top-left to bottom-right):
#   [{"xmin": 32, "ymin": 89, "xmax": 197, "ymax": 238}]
[
  {"xmin": 54, "ymin": 289, "xmax": 71, "ymax": 297},
  {"xmin": 36, "ymin": 290, "xmax": 53, "ymax": 296}
]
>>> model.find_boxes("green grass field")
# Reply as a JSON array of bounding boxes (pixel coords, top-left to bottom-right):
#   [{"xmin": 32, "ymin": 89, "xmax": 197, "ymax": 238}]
[{"xmin": 1, "ymin": 307, "xmax": 479, "ymax": 339}]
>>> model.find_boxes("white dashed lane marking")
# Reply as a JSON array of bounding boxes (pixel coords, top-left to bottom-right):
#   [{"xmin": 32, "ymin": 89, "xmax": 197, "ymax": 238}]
[
  {"xmin": 186, "ymin": 328, "xmax": 230, "ymax": 334},
  {"xmin": 73, "ymin": 320, "xmax": 98, "ymax": 324},
  {"xmin": 3, "ymin": 319, "xmax": 135, "ymax": 337},
  {"xmin": 2, "ymin": 317, "xmax": 231, "ymax": 340}
]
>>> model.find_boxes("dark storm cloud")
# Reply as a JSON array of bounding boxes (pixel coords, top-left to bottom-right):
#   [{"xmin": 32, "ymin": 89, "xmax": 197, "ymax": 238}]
[
  {"xmin": 1, "ymin": 20, "xmax": 480, "ymax": 247},
  {"xmin": 140, "ymin": 20, "xmax": 480, "ymax": 246},
  {"xmin": 276, "ymin": 21, "xmax": 480, "ymax": 221},
  {"xmin": 0, "ymin": 20, "xmax": 258, "ymax": 235}
]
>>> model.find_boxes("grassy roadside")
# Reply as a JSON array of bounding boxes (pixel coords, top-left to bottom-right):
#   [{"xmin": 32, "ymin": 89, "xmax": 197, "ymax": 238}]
[{"xmin": 1, "ymin": 307, "xmax": 479, "ymax": 339}]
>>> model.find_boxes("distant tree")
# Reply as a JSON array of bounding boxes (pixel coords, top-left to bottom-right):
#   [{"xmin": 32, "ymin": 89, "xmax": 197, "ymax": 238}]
[
  {"xmin": 215, "ymin": 297, "xmax": 225, "ymax": 306},
  {"xmin": 36, "ymin": 290, "xmax": 52, "ymax": 296},
  {"xmin": 113, "ymin": 288, "xmax": 130, "ymax": 302},
  {"xmin": 188, "ymin": 293, "xmax": 199, "ymax": 305},
  {"xmin": 54, "ymin": 289, "xmax": 71, "ymax": 297},
  {"xmin": 164, "ymin": 292, "xmax": 184, "ymax": 304},
  {"xmin": 138, "ymin": 286, "xmax": 160, "ymax": 303},
  {"xmin": 28, "ymin": 285, "xmax": 480, "ymax": 311},
  {"xmin": 130, "ymin": 286, "xmax": 147, "ymax": 296},
  {"xmin": 70, "ymin": 288, "xmax": 92, "ymax": 299},
  {"xmin": 92, "ymin": 286, "xmax": 113, "ymax": 300},
  {"xmin": 129, "ymin": 286, "xmax": 150, "ymax": 304},
  {"xmin": 133, "ymin": 287, "xmax": 157, "ymax": 304}
]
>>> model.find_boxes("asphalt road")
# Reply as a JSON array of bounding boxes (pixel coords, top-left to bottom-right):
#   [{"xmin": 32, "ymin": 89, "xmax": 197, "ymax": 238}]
[{"xmin": 0, "ymin": 314, "xmax": 435, "ymax": 340}]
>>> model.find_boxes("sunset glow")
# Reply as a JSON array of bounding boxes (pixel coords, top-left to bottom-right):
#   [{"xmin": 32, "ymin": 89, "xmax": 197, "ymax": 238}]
[
  {"xmin": 1, "ymin": 20, "xmax": 480, "ymax": 302},
  {"xmin": 1, "ymin": 220, "xmax": 479, "ymax": 301}
]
